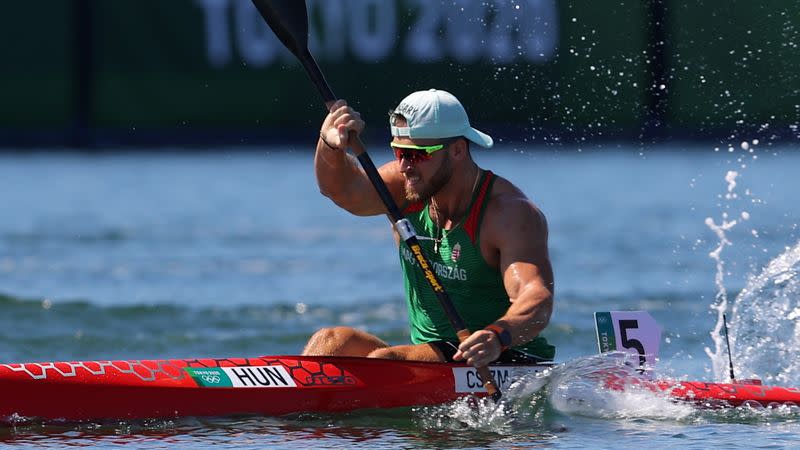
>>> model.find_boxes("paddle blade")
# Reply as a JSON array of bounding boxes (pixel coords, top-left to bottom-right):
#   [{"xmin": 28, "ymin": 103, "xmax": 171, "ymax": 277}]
[
  {"xmin": 251, "ymin": 0, "xmax": 309, "ymax": 57},
  {"xmin": 251, "ymin": 0, "xmax": 336, "ymax": 106}
]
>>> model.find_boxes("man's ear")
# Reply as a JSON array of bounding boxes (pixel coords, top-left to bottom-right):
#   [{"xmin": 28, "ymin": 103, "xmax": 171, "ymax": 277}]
[{"xmin": 450, "ymin": 138, "xmax": 470, "ymax": 160}]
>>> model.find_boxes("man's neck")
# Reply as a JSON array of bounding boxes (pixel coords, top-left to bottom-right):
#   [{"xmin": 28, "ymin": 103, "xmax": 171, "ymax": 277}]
[{"xmin": 429, "ymin": 164, "xmax": 481, "ymax": 227}]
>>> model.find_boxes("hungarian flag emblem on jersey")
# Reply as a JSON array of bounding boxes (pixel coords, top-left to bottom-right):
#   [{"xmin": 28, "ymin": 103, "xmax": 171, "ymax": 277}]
[{"xmin": 451, "ymin": 242, "xmax": 461, "ymax": 262}]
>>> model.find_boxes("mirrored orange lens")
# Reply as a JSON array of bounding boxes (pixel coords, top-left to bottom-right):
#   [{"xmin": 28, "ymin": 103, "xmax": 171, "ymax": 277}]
[{"xmin": 393, "ymin": 148, "xmax": 432, "ymax": 164}]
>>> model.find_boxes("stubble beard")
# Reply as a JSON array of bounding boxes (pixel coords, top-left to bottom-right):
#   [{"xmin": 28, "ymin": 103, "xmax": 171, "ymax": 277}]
[{"xmin": 404, "ymin": 153, "xmax": 453, "ymax": 203}]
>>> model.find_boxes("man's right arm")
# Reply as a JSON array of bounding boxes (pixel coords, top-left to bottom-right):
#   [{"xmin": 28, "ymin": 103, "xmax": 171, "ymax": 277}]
[{"xmin": 315, "ymin": 101, "xmax": 406, "ymax": 216}]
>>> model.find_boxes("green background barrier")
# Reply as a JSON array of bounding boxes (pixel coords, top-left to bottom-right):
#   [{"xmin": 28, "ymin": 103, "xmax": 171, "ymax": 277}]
[
  {"xmin": 0, "ymin": 0, "xmax": 797, "ymax": 146},
  {"xmin": 0, "ymin": 3, "xmax": 73, "ymax": 129},
  {"xmin": 667, "ymin": 1, "xmax": 799, "ymax": 134}
]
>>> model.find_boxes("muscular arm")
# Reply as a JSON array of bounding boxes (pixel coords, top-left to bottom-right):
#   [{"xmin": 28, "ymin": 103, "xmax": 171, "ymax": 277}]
[
  {"xmin": 497, "ymin": 256, "xmax": 553, "ymax": 346},
  {"xmin": 315, "ymin": 100, "xmax": 406, "ymax": 216},
  {"xmin": 454, "ymin": 191, "xmax": 554, "ymax": 366}
]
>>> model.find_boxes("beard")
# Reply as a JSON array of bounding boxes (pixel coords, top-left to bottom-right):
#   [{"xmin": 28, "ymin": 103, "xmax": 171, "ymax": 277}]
[{"xmin": 404, "ymin": 152, "xmax": 453, "ymax": 203}]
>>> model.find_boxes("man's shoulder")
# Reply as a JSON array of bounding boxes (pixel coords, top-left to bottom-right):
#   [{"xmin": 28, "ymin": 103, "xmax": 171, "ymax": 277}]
[
  {"xmin": 483, "ymin": 175, "xmax": 547, "ymax": 237},
  {"xmin": 486, "ymin": 175, "xmax": 542, "ymax": 215}
]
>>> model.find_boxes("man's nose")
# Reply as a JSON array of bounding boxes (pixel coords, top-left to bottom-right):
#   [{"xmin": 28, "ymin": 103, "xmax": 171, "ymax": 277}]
[{"xmin": 398, "ymin": 155, "xmax": 415, "ymax": 171}]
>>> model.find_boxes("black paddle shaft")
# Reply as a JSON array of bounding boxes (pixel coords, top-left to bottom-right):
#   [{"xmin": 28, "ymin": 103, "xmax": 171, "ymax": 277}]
[{"xmin": 250, "ymin": 0, "xmax": 501, "ymax": 401}]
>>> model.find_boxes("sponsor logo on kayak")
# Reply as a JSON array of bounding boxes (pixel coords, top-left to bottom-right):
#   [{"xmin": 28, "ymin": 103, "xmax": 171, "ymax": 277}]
[
  {"xmin": 186, "ymin": 368, "xmax": 233, "ymax": 387},
  {"xmin": 202, "ymin": 373, "xmax": 222, "ymax": 384},
  {"xmin": 307, "ymin": 374, "xmax": 357, "ymax": 386},
  {"xmin": 595, "ymin": 312, "xmax": 616, "ymax": 353},
  {"xmin": 186, "ymin": 366, "xmax": 297, "ymax": 388},
  {"xmin": 452, "ymin": 366, "xmax": 545, "ymax": 393}
]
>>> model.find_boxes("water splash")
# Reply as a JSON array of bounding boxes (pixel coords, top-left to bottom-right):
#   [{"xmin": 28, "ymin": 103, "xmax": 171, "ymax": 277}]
[
  {"xmin": 416, "ymin": 353, "xmax": 695, "ymax": 433},
  {"xmin": 726, "ymin": 242, "xmax": 800, "ymax": 384},
  {"xmin": 415, "ymin": 366, "xmax": 552, "ymax": 434},
  {"xmin": 547, "ymin": 353, "xmax": 694, "ymax": 420},
  {"xmin": 704, "ymin": 170, "xmax": 751, "ymax": 380},
  {"xmin": 698, "ymin": 401, "xmax": 800, "ymax": 424},
  {"xmin": 702, "ymin": 163, "xmax": 800, "ymax": 384}
]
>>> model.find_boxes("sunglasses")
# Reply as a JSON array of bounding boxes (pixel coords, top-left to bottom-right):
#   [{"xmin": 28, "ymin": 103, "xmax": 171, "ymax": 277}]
[{"xmin": 390, "ymin": 140, "xmax": 454, "ymax": 164}]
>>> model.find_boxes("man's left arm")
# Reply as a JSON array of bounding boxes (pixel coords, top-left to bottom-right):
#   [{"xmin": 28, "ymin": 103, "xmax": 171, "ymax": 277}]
[{"xmin": 453, "ymin": 195, "xmax": 554, "ymax": 367}]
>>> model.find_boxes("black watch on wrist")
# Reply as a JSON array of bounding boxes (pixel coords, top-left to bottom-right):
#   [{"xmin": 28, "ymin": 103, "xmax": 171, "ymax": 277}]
[{"xmin": 484, "ymin": 324, "xmax": 512, "ymax": 351}]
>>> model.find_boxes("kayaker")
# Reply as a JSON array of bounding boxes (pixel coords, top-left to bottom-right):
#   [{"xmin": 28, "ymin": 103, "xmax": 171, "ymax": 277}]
[{"xmin": 303, "ymin": 89, "xmax": 555, "ymax": 368}]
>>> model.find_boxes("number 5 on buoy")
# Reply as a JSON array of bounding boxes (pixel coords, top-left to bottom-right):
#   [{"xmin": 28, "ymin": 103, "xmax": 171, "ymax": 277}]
[{"xmin": 594, "ymin": 311, "xmax": 662, "ymax": 368}]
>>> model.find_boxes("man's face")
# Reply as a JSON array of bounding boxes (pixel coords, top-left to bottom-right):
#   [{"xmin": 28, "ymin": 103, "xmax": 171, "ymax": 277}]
[{"xmin": 390, "ymin": 118, "xmax": 454, "ymax": 202}]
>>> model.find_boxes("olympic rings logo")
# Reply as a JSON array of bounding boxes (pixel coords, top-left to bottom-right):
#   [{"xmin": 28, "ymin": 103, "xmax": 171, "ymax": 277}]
[{"xmin": 201, "ymin": 374, "xmax": 222, "ymax": 384}]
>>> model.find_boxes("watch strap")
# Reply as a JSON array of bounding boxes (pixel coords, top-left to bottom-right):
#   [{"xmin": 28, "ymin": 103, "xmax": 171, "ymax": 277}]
[{"xmin": 484, "ymin": 324, "xmax": 512, "ymax": 351}]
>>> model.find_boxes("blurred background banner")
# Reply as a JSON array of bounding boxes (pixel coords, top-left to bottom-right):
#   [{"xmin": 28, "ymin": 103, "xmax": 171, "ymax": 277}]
[{"xmin": 0, "ymin": 0, "xmax": 797, "ymax": 148}]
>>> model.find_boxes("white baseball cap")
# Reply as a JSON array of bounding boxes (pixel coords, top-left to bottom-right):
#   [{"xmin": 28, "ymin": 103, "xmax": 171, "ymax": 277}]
[{"xmin": 389, "ymin": 89, "xmax": 494, "ymax": 148}]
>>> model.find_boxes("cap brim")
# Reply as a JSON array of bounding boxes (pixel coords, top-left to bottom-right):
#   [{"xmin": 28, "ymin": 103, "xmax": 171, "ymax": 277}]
[{"xmin": 464, "ymin": 127, "xmax": 494, "ymax": 148}]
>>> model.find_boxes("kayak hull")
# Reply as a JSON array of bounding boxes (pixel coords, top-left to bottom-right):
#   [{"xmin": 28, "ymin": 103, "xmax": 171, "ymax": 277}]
[
  {"xmin": 0, "ymin": 356, "xmax": 548, "ymax": 422},
  {"xmin": 649, "ymin": 379, "xmax": 800, "ymax": 408},
  {"xmin": 3, "ymin": 355, "xmax": 800, "ymax": 422}
]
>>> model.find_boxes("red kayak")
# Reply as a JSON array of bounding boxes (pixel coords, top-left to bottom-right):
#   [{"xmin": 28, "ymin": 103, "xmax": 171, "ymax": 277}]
[
  {"xmin": 641, "ymin": 378, "xmax": 800, "ymax": 408},
  {"xmin": 1, "ymin": 355, "xmax": 798, "ymax": 423},
  {"xmin": 0, "ymin": 355, "xmax": 548, "ymax": 422},
  {"xmin": 601, "ymin": 371, "xmax": 800, "ymax": 408}
]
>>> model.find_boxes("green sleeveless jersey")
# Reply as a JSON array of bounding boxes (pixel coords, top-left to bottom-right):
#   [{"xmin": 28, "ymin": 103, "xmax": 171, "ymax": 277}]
[{"xmin": 398, "ymin": 170, "xmax": 555, "ymax": 360}]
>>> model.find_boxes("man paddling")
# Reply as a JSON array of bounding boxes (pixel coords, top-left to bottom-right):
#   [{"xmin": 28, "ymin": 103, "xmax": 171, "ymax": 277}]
[{"xmin": 303, "ymin": 89, "xmax": 555, "ymax": 368}]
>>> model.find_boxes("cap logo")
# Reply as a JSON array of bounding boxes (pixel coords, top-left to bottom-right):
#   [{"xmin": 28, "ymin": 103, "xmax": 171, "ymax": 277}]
[{"xmin": 395, "ymin": 102, "xmax": 419, "ymax": 117}]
